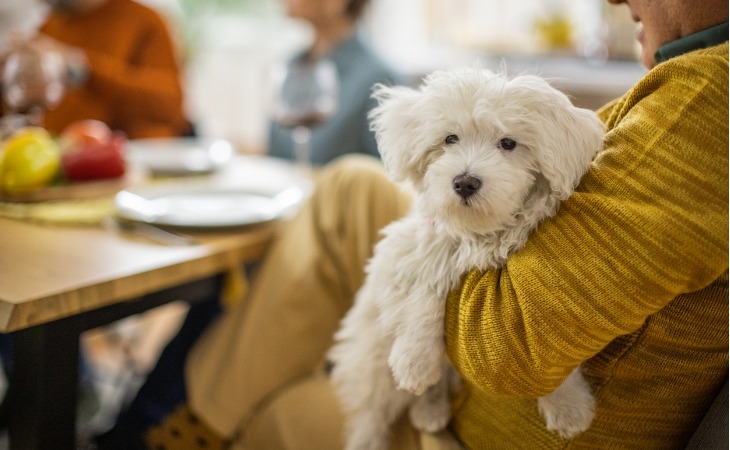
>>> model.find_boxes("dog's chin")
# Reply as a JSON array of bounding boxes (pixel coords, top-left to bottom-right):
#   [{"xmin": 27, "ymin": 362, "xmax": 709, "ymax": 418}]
[{"xmin": 418, "ymin": 192, "xmax": 520, "ymax": 237}]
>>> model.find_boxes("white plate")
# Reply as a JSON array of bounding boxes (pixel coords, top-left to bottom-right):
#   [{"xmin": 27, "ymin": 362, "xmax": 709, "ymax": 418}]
[
  {"xmin": 115, "ymin": 183, "xmax": 305, "ymax": 228},
  {"xmin": 115, "ymin": 156, "xmax": 312, "ymax": 228},
  {"xmin": 125, "ymin": 137, "xmax": 234, "ymax": 175}
]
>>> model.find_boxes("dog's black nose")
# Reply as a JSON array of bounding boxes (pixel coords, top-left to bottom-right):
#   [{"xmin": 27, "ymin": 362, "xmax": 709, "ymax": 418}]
[{"xmin": 453, "ymin": 174, "xmax": 482, "ymax": 199}]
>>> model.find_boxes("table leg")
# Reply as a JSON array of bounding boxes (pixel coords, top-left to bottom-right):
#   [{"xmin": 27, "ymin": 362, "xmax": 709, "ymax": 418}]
[
  {"xmin": 3, "ymin": 274, "xmax": 225, "ymax": 449},
  {"xmin": 8, "ymin": 320, "xmax": 80, "ymax": 449}
]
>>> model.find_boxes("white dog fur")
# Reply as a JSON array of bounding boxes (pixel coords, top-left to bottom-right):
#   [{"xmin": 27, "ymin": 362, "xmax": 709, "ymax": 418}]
[{"xmin": 328, "ymin": 67, "xmax": 605, "ymax": 450}]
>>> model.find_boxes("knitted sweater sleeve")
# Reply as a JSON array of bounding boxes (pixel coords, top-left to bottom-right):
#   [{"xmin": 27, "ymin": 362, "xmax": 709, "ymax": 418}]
[{"xmin": 444, "ymin": 45, "xmax": 729, "ymax": 397}]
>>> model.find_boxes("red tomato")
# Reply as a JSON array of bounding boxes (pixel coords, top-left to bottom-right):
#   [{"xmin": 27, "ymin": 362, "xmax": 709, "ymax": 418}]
[
  {"xmin": 61, "ymin": 132, "xmax": 127, "ymax": 181},
  {"xmin": 60, "ymin": 119, "xmax": 112, "ymax": 147}
]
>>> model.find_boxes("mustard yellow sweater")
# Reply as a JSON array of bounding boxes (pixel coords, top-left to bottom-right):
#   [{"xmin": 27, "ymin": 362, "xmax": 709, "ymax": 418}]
[{"xmin": 445, "ymin": 43, "xmax": 729, "ymax": 449}]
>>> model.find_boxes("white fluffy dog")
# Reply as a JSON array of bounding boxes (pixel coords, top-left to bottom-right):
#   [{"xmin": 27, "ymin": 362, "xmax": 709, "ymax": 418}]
[{"xmin": 328, "ymin": 67, "xmax": 605, "ymax": 450}]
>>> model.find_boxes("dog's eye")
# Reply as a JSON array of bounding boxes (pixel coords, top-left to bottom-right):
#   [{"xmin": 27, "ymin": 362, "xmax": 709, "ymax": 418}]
[
  {"xmin": 445, "ymin": 134, "xmax": 459, "ymax": 145},
  {"xmin": 499, "ymin": 138, "xmax": 517, "ymax": 151}
]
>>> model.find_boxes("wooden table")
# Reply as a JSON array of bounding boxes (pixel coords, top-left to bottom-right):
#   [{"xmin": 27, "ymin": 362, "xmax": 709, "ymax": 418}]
[{"xmin": 0, "ymin": 202, "xmax": 277, "ymax": 448}]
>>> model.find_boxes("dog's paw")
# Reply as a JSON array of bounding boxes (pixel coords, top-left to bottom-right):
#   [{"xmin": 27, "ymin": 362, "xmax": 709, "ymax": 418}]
[
  {"xmin": 345, "ymin": 425, "xmax": 390, "ymax": 450},
  {"xmin": 537, "ymin": 367, "xmax": 595, "ymax": 439},
  {"xmin": 388, "ymin": 349, "xmax": 442, "ymax": 395},
  {"xmin": 409, "ymin": 398, "xmax": 451, "ymax": 433},
  {"xmin": 537, "ymin": 394, "xmax": 595, "ymax": 439}
]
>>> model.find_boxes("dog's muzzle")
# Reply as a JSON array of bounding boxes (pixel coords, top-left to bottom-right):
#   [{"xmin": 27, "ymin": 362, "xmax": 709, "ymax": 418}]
[{"xmin": 453, "ymin": 174, "xmax": 482, "ymax": 200}]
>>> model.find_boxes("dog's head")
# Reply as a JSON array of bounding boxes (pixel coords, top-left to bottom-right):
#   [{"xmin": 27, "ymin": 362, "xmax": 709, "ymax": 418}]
[{"xmin": 369, "ymin": 67, "xmax": 604, "ymax": 236}]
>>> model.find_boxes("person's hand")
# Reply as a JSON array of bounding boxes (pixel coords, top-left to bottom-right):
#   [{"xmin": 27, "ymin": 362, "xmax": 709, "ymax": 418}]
[
  {"xmin": 0, "ymin": 32, "xmax": 67, "ymax": 127},
  {"xmin": 2, "ymin": 32, "xmax": 88, "ymax": 95},
  {"xmin": 31, "ymin": 33, "xmax": 89, "ymax": 85}
]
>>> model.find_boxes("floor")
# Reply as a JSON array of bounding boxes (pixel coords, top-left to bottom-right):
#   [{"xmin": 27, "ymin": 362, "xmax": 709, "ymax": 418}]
[{"xmin": 0, "ymin": 301, "xmax": 190, "ymax": 449}]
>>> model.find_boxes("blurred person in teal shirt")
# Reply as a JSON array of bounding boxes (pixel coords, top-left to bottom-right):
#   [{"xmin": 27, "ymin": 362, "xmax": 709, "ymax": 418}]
[{"xmin": 268, "ymin": 0, "xmax": 407, "ymax": 165}]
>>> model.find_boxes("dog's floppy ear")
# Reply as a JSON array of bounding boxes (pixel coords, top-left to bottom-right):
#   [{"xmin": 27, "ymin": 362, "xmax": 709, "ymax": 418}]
[
  {"xmin": 525, "ymin": 79, "xmax": 605, "ymax": 198},
  {"xmin": 368, "ymin": 83, "xmax": 427, "ymax": 183}
]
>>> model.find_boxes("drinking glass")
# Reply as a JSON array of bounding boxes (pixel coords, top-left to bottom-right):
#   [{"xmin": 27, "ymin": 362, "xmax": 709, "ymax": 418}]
[
  {"xmin": 271, "ymin": 58, "xmax": 339, "ymax": 169},
  {"xmin": 1, "ymin": 47, "xmax": 65, "ymax": 132}
]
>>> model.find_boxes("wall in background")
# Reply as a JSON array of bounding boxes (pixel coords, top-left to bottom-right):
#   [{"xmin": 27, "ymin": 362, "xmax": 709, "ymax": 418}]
[{"xmin": 364, "ymin": 0, "xmax": 639, "ymax": 67}]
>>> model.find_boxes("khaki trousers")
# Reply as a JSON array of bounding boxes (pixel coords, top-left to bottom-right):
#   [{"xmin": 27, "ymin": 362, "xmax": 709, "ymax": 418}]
[{"xmin": 186, "ymin": 155, "xmax": 463, "ymax": 449}]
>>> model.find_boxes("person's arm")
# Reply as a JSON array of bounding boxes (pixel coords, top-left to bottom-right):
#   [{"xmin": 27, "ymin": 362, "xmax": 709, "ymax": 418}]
[
  {"xmin": 81, "ymin": 13, "xmax": 186, "ymax": 134},
  {"xmin": 444, "ymin": 50, "xmax": 729, "ymax": 397}
]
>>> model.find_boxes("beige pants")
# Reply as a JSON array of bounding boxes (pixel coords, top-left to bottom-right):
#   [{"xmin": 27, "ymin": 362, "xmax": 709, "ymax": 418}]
[{"xmin": 185, "ymin": 155, "xmax": 462, "ymax": 449}]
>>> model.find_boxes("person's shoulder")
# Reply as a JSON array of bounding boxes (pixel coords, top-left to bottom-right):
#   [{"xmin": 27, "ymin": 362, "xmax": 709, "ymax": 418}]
[
  {"xmin": 686, "ymin": 41, "xmax": 728, "ymax": 62},
  {"xmin": 601, "ymin": 42, "xmax": 727, "ymax": 131},
  {"xmin": 107, "ymin": 0, "xmax": 167, "ymax": 25},
  {"xmin": 339, "ymin": 35, "xmax": 407, "ymax": 84},
  {"xmin": 657, "ymin": 41, "xmax": 728, "ymax": 86},
  {"xmin": 113, "ymin": 0, "xmax": 157, "ymax": 14},
  {"xmin": 625, "ymin": 41, "xmax": 728, "ymax": 100},
  {"xmin": 678, "ymin": 41, "xmax": 727, "ymax": 67}
]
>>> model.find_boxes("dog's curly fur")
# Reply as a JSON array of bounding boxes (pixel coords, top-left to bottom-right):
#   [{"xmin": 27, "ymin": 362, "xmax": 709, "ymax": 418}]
[{"xmin": 328, "ymin": 67, "xmax": 605, "ymax": 450}]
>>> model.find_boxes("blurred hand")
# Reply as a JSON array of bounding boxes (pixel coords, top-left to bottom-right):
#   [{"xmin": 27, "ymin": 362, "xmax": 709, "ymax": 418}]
[
  {"xmin": 2, "ymin": 32, "xmax": 89, "ymax": 95},
  {"xmin": 2, "ymin": 45, "xmax": 63, "ymax": 110},
  {"xmin": 0, "ymin": 32, "xmax": 68, "ymax": 132}
]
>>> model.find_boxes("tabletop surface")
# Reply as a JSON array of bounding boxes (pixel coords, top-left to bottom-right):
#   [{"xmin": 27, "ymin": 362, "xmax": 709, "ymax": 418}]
[
  {"xmin": 0, "ymin": 154, "xmax": 311, "ymax": 333},
  {"xmin": 0, "ymin": 215, "xmax": 275, "ymax": 333}
]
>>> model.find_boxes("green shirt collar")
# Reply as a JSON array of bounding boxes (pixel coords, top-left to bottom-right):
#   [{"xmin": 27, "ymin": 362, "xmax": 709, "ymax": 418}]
[{"xmin": 655, "ymin": 22, "xmax": 729, "ymax": 64}]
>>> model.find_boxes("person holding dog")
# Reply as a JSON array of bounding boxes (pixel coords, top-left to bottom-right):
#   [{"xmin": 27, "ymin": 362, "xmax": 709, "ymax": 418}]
[{"xmin": 109, "ymin": 0, "xmax": 728, "ymax": 448}]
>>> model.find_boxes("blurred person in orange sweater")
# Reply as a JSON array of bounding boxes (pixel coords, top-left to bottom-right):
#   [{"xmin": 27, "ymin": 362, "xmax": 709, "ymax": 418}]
[
  {"xmin": 0, "ymin": 0, "xmax": 191, "ymax": 436},
  {"xmin": 2, "ymin": 0, "xmax": 190, "ymax": 138}
]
